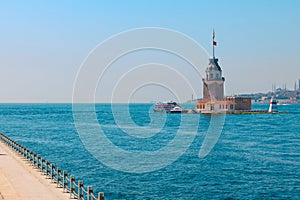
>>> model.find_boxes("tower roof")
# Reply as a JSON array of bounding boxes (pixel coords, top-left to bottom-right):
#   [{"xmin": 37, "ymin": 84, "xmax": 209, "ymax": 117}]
[{"xmin": 207, "ymin": 58, "xmax": 222, "ymax": 72}]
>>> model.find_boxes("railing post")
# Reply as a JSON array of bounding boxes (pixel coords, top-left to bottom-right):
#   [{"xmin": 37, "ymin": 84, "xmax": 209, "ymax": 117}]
[
  {"xmin": 26, "ymin": 149, "xmax": 30, "ymax": 159},
  {"xmin": 14, "ymin": 142, "xmax": 17, "ymax": 150},
  {"xmin": 87, "ymin": 186, "xmax": 94, "ymax": 200},
  {"xmin": 50, "ymin": 163, "xmax": 55, "ymax": 182},
  {"xmin": 37, "ymin": 155, "xmax": 41, "ymax": 169},
  {"xmin": 56, "ymin": 167, "xmax": 61, "ymax": 187},
  {"xmin": 16, "ymin": 144, "xmax": 20, "ymax": 153},
  {"xmin": 41, "ymin": 158, "xmax": 45, "ymax": 173},
  {"xmin": 46, "ymin": 161, "xmax": 50, "ymax": 176},
  {"xmin": 12, "ymin": 140, "xmax": 16, "ymax": 151},
  {"xmin": 31, "ymin": 152, "xmax": 34, "ymax": 164},
  {"xmin": 21, "ymin": 146, "xmax": 25, "ymax": 156},
  {"xmin": 30, "ymin": 152, "xmax": 34, "ymax": 164},
  {"xmin": 62, "ymin": 170, "xmax": 68, "ymax": 192},
  {"xmin": 78, "ymin": 180, "xmax": 84, "ymax": 199},
  {"xmin": 23, "ymin": 147, "xmax": 27, "ymax": 158},
  {"xmin": 70, "ymin": 175, "xmax": 75, "ymax": 199},
  {"xmin": 98, "ymin": 192, "xmax": 104, "ymax": 200},
  {"xmin": 18, "ymin": 144, "xmax": 22, "ymax": 154}
]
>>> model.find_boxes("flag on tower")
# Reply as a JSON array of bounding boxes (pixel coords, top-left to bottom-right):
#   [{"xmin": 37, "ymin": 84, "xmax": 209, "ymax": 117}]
[{"xmin": 212, "ymin": 29, "xmax": 217, "ymax": 46}]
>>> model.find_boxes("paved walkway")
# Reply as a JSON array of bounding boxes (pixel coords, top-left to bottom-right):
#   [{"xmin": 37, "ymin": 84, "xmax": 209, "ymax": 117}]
[{"xmin": 0, "ymin": 140, "xmax": 69, "ymax": 200}]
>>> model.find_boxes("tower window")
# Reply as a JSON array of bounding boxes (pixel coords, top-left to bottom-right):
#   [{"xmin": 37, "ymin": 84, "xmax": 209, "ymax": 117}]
[{"xmin": 210, "ymin": 74, "xmax": 213, "ymax": 79}]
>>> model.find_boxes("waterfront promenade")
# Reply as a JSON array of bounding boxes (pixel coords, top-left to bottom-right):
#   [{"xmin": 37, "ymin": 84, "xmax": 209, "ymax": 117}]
[{"xmin": 0, "ymin": 139, "xmax": 69, "ymax": 200}]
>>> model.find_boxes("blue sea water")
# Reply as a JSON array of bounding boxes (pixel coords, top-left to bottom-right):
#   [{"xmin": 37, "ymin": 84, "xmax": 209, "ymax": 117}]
[{"xmin": 0, "ymin": 103, "xmax": 300, "ymax": 199}]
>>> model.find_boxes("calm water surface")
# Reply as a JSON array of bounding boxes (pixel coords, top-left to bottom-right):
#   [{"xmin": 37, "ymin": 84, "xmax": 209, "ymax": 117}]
[{"xmin": 0, "ymin": 103, "xmax": 299, "ymax": 199}]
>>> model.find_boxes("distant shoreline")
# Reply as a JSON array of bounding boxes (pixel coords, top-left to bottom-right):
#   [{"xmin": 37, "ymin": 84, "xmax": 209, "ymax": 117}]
[{"xmin": 2, "ymin": 100, "xmax": 299, "ymax": 105}]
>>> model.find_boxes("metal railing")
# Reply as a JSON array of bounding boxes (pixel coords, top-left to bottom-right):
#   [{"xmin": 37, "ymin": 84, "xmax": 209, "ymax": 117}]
[{"xmin": 0, "ymin": 132, "xmax": 104, "ymax": 200}]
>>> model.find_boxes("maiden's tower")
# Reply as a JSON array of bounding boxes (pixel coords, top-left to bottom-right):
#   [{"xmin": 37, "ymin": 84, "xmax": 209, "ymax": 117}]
[{"xmin": 196, "ymin": 30, "xmax": 251, "ymax": 113}]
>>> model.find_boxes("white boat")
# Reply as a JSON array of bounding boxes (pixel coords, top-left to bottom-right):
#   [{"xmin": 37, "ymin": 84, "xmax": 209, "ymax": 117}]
[
  {"xmin": 167, "ymin": 106, "xmax": 184, "ymax": 113},
  {"xmin": 153, "ymin": 101, "xmax": 180, "ymax": 112}
]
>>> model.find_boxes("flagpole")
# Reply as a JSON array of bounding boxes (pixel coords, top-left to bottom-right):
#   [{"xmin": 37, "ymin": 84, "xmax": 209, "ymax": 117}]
[
  {"xmin": 213, "ymin": 40, "xmax": 215, "ymax": 58},
  {"xmin": 212, "ymin": 29, "xmax": 215, "ymax": 59}
]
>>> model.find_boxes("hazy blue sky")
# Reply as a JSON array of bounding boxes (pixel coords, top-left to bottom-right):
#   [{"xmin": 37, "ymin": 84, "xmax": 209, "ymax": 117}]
[{"xmin": 0, "ymin": 0, "xmax": 299, "ymax": 102}]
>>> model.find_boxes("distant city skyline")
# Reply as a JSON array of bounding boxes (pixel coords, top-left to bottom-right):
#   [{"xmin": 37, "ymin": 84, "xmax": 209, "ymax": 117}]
[{"xmin": 0, "ymin": 1, "xmax": 299, "ymax": 102}]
